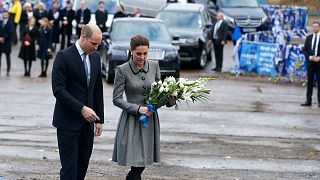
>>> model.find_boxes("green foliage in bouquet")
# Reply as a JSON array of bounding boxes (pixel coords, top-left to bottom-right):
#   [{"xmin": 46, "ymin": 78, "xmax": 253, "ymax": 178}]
[{"xmin": 147, "ymin": 76, "xmax": 214, "ymax": 107}]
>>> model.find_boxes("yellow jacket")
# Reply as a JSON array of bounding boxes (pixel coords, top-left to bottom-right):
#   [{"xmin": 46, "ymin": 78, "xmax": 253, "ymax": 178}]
[{"xmin": 9, "ymin": 0, "xmax": 22, "ymax": 24}]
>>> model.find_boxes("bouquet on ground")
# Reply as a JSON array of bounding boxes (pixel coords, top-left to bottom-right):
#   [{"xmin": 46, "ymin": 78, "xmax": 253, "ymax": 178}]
[{"xmin": 139, "ymin": 76, "xmax": 213, "ymax": 126}]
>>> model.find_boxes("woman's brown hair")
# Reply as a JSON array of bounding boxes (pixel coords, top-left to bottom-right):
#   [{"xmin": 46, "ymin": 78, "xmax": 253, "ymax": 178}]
[{"xmin": 127, "ymin": 35, "xmax": 149, "ymax": 61}]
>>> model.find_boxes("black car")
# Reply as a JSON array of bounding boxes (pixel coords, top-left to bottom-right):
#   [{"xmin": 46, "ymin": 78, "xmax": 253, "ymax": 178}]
[
  {"xmin": 101, "ymin": 17, "xmax": 180, "ymax": 83},
  {"xmin": 156, "ymin": 3, "xmax": 212, "ymax": 69}
]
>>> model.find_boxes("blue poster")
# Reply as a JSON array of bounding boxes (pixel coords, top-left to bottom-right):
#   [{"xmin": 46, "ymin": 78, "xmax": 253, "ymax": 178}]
[
  {"xmin": 239, "ymin": 42, "xmax": 278, "ymax": 76},
  {"xmin": 285, "ymin": 45, "xmax": 307, "ymax": 78}
]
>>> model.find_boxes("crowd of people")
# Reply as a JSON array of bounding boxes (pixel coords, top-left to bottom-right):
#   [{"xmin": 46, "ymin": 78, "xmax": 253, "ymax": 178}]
[{"xmin": 0, "ymin": 0, "xmax": 133, "ymax": 77}]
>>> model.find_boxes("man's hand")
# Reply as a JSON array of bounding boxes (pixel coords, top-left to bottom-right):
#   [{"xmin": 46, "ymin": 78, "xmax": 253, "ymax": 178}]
[
  {"xmin": 63, "ymin": 20, "xmax": 68, "ymax": 25},
  {"xmin": 208, "ymin": 39, "xmax": 212, "ymax": 45},
  {"xmin": 315, "ymin": 56, "xmax": 320, "ymax": 62},
  {"xmin": 310, "ymin": 55, "xmax": 316, "ymax": 62},
  {"xmin": 221, "ymin": 40, "xmax": 225, "ymax": 45},
  {"xmin": 81, "ymin": 106, "xmax": 100, "ymax": 122},
  {"xmin": 95, "ymin": 123, "xmax": 103, "ymax": 136}
]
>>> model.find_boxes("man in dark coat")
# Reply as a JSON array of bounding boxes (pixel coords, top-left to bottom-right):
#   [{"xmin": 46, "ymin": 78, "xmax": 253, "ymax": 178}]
[
  {"xmin": 0, "ymin": 11, "xmax": 14, "ymax": 76},
  {"xmin": 48, "ymin": 2, "xmax": 61, "ymax": 52},
  {"xmin": 301, "ymin": 21, "xmax": 320, "ymax": 107},
  {"xmin": 76, "ymin": 0, "xmax": 91, "ymax": 37},
  {"xmin": 52, "ymin": 24, "xmax": 104, "ymax": 179},
  {"xmin": 60, "ymin": 0, "xmax": 75, "ymax": 50},
  {"xmin": 95, "ymin": 1, "xmax": 108, "ymax": 32},
  {"xmin": 208, "ymin": 12, "xmax": 228, "ymax": 72}
]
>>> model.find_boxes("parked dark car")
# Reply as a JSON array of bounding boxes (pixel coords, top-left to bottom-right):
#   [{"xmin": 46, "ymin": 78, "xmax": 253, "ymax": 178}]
[
  {"xmin": 101, "ymin": 18, "xmax": 180, "ymax": 83},
  {"xmin": 156, "ymin": 3, "xmax": 212, "ymax": 69}
]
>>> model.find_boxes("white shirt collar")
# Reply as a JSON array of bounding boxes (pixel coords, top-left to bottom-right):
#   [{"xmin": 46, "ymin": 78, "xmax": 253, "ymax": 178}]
[{"xmin": 75, "ymin": 40, "xmax": 85, "ymax": 59}]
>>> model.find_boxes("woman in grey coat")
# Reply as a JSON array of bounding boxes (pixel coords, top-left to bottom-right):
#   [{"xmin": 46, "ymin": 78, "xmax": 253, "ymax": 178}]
[{"xmin": 112, "ymin": 35, "xmax": 175, "ymax": 179}]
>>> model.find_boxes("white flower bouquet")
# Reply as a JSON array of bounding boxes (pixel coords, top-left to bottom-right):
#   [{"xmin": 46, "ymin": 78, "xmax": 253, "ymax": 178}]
[{"xmin": 139, "ymin": 76, "xmax": 213, "ymax": 126}]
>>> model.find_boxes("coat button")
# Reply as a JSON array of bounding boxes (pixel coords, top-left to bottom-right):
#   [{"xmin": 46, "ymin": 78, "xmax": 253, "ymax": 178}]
[
  {"xmin": 143, "ymin": 94, "xmax": 147, "ymax": 96},
  {"xmin": 143, "ymin": 85, "xmax": 147, "ymax": 89},
  {"xmin": 141, "ymin": 77, "xmax": 145, "ymax": 80}
]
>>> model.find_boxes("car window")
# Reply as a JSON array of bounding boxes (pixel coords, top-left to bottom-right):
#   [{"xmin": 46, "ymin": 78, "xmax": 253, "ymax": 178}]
[
  {"xmin": 220, "ymin": 0, "xmax": 259, "ymax": 8},
  {"xmin": 157, "ymin": 11, "xmax": 202, "ymax": 29},
  {"xmin": 111, "ymin": 21, "xmax": 171, "ymax": 42},
  {"xmin": 74, "ymin": 0, "xmax": 118, "ymax": 14}
]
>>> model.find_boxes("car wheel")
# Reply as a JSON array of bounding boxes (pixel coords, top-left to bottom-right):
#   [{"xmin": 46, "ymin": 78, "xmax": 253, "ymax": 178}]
[
  {"xmin": 105, "ymin": 60, "xmax": 114, "ymax": 84},
  {"xmin": 198, "ymin": 47, "xmax": 207, "ymax": 69}
]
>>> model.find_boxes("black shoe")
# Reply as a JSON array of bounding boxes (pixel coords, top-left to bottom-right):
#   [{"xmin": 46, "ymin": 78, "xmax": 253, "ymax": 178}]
[
  {"xmin": 211, "ymin": 67, "xmax": 221, "ymax": 72},
  {"xmin": 24, "ymin": 72, "xmax": 28, "ymax": 76},
  {"xmin": 301, "ymin": 102, "xmax": 311, "ymax": 106},
  {"xmin": 318, "ymin": 104, "xmax": 320, "ymax": 108},
  {"xmin": 38, "ymin": 72, "xmax": 44, "ymax": 77},
  {"xmin": 6, "ymin": 72, "xmax": 9, "ymax": 76}
]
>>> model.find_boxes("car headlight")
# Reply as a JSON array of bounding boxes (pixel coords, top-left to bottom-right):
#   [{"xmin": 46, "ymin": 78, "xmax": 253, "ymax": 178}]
[
  {"xmin": 165, "ymin": 50, "xmax": 178, "ymax": 58},
  {"xmin": 262, "ymin": 15, "xmax": 268, "ymax": 24},
  {"xmin": 224, "ymin": 14, "xmax": 235, "ymax": 27}
]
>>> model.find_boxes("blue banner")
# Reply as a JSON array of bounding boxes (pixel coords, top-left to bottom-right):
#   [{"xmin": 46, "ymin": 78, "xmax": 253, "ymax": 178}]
[
  {"xmin": 285, "ymin": 44, "xmax": 307, "ymax": 78},
  {"xmin": 240, "ymin": 42, "xmax": 278, "ymax": 76}
]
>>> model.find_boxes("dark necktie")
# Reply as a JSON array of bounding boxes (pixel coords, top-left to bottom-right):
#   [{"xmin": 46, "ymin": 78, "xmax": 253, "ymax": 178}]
[
  {"xmin": 312, "ymin": 34, "xmax": 318, "ymax": 55},
  {"xmin": 82, "ymin": 52, "xmax": 89, "ymax": 86}
]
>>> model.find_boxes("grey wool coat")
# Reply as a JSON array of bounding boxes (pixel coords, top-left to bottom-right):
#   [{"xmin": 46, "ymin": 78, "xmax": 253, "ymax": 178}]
[{"xmin": 112, "ymin": 59, "xmax": 161, "ymax": 167}]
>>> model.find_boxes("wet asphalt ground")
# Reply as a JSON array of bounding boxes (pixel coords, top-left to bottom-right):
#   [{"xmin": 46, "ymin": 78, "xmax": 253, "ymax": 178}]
[{"xmin": 0, "ymin": 42, "xmax": 319, "ymax": 179}]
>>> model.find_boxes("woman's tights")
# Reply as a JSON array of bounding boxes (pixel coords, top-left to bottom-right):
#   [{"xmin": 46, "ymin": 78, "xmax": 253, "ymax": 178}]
[{"xmin": 126, "ymin": 166, "xmax": 145, "ymax": 180}]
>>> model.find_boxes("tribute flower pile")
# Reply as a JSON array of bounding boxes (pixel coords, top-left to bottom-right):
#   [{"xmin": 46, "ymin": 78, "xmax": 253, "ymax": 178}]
[{"xmin": 139, "ymin": 76, "xmax": 214, "ymax": 126}]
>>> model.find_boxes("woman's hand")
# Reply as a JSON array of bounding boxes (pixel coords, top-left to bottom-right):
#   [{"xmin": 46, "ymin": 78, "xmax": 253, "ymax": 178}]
[
  {"xmin": 139, "ymin": 106, "xmax": 152, "ymax": 116},
  {"xmin": 24, "ymin": 41, "xmax": 30, "ymax": 46},
  {"xmin": 166, "ymin": 96, "xmax": 177, "ymax": 107}
]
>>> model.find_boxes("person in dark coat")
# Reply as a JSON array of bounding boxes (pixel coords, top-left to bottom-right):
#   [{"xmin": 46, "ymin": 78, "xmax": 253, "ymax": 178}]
[
  {"xmin": 19, "ymin": 2, "xmax": 33, "ymax": 35},
  {"xmin": 208, "ymin": 12, "xmax": 228, "ymax": 72},
  {"xmin": 130, "ymin": 6, "xmax": 143, "ymax": 17},
  {"xmin": 301, "ymin": 21, "xmax": 320, "ymax": 107},
  {"xmin": 0, "ymin": 11, "xmax": 14, "ymax": 76},
  {"xmin": 33, "ymin": 2, "xmax": 48, "ymax": 28},
  {"xmin": 95, "ymin": 1, "xmax": 108, "ymax": 32},
  {"xmin": 113, "ymin": 4, "xmax": 127, "ymax": 19},
  {"xmin": 60, "ymin": 0, "xmax": 75, "ymax": 50},
  {"xmin": 37, "ymin": 17, "xmax": 52, "ymax": 77},
  {"xmin": 51, "ymin": 24, "xmax": 104, "ymax": 180},
  {"xmin": 75, "ymin": 0, "xmax": 91, "ymax": 37},
  {"xmin": 18, "ymin": 17, "xmax": 39, "ymax": 76},
  {"xmin": 48, "ymin": 2, "xmax": 60, "ymax": 52}
]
